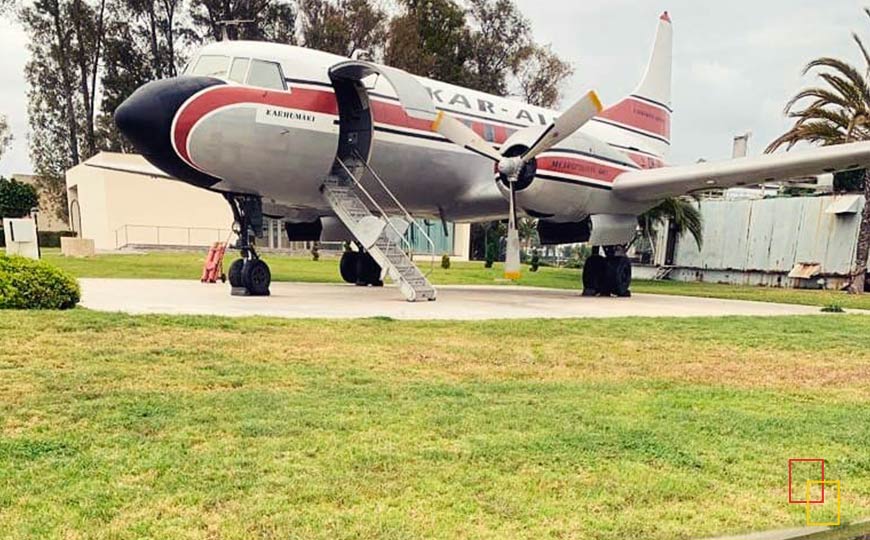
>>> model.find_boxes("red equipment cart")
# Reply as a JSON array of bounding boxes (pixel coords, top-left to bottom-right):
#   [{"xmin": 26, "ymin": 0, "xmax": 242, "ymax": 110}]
[{"xmin": 201, "ymin": 242, "xmax": 228, "ymax": 283}]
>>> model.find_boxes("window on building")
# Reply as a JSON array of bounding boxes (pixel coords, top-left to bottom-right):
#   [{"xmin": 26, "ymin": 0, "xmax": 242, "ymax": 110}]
[
  {"xmin": 228, "ymin": 57, "xmax": 250, "ymax": 83},
  {"xmin": 247, "ymin": 59, "xmax": 285, "ymax": 90},
  {"xmin": 190, "ymin": 55, "xmax": 229, "ymax": 77}
]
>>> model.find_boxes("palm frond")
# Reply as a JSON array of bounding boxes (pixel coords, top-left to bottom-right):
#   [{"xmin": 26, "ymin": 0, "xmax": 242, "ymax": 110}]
[
  {"xmin": 784, "ymin": 87, "xmax": 851, "ymax": 113},
  {"xmin": 805, "ymin": 57, "xmax": 870, "ymax": 106},
  {"xmin": 638, "ymin": 197, "xmax": 703, "ymax": 251},
  {"xmin": 852, "ymin": 32, "xmax": 870, "ymax": 77}
]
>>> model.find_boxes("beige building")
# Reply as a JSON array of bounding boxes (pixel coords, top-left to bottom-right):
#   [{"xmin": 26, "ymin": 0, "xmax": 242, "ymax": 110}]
[
  {"xmin": 66, "ymin": 152, "xmax": 471, "ymax": 259},
  {"xmin": 13, "ymin": 174, "xmax": 69, "ymax": 232}
]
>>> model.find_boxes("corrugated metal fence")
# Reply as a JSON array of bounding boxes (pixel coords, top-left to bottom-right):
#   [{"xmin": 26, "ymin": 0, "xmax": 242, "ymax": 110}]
[{"xmin": 658, "ymin": 195, "xmax": 866, "ymax": 287}]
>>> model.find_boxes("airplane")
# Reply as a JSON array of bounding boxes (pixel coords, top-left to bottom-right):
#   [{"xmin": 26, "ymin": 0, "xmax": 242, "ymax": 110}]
[{"xmin": 104, "ymin": 12, "xmax": 870, "ymax": 301}]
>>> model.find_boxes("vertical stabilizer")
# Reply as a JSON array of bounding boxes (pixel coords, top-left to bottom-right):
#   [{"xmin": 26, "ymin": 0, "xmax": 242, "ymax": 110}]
[{"xmin": 597, "ymin": 12, "xmax": 673, "ymax": 163}]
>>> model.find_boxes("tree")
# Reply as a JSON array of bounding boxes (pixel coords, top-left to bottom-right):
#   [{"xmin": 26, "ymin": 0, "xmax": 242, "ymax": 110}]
[
  {"xmin": 465, "ymin": 0, "xmax": 531, "ymax": 96},
  {"xmin": 300, "ymin": 0, "xmax": 387, "ymax": 57},
  {"xmin": 0, "ymin": 115, "xmax": 11, "ymax": 161},
  {"xmin": 0, "ymin": 178, "xmax": 40, "ymax": 219},
  {"xmin": 514, "ymin": 44, "xmax": 574, "ymax": 108},
  {"xmin": 638, "ymin": 197, "xmax": 703, "ymax": 252},
  {"xmin": 20, "ymin": 0, "xmax": 108, "ymax": 221},
  {"xmin": 385, "ymin": 0, "xmax": 472, "ymax": 86},
  {"xmin": 189, "ymin": 0, "xmax": 296, "ymax": 43},
  {"xmin": 766, "ymin": 8, "xmax": 870, "ymax": 293}
]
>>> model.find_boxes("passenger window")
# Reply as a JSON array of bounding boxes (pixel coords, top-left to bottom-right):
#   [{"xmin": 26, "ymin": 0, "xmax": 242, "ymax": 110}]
[
  {"xmin": 228, "ymin": 57, "xmax": 250, "ymax": 83},
  {"xmin": 246, "ymin": 59, "xmax": 285, "ymax": 90},
  {"xmin": 191, "ymin": 55, "xmax": 229, "ymax": 77}
]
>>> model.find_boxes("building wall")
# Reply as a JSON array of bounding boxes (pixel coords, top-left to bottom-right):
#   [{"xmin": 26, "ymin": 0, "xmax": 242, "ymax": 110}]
[
  {"xmin": 657, "ymin": 195, "xmax": 865, "ymax": 288},
  {"xmin": 67, "ymin": 152, "xmax": 472, "ymax": 259},
  {"xmin": 66, "ymin": 153, "xmax": 233, "ymax": 250},
  {"xmin": 13, "ymin": 174, "xmax": 70, "ymax": 232}
]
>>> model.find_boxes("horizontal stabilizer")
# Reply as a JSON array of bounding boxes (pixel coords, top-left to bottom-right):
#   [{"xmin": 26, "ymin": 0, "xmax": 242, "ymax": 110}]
[{"xmin": 613, "ymin": 141, "xmax": 870, "ymax": 201}]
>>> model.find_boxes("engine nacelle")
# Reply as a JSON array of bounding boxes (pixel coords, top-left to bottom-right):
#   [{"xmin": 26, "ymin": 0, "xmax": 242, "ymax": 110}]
[{"xmin": 495, "ymin": 128, "xmax": 637, "ymax": 221}]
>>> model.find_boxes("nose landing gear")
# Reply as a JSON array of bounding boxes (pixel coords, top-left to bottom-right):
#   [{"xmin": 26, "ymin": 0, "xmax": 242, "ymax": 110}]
[
  {"xmin": 582, "ymin": 246, "xmax": 632, "ymax": 298},
  {"xmin": 224, "ymin": 193, "xmax": 271, "ymax": 297}
]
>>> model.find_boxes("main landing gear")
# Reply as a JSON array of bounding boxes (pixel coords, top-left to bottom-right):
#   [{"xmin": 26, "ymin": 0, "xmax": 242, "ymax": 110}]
[
  {"xmin": 224, "ymin": 193, "xmax": 271, "ymax": 296},
  {"xmin": 339, "ymin": 246, "xmax": 384, "ymax": 287},
  {"xmin": 582, "ymin": 246, "xmax": 632, "ymax": 298}
]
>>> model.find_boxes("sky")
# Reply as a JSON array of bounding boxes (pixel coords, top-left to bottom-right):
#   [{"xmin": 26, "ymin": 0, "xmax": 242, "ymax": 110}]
[{"xmin": 0, "ymin": 0, "xmax": 868, "ymax": 176}]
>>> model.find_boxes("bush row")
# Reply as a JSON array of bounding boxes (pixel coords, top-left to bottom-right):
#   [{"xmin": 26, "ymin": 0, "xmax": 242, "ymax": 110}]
[{"xmin": 0, "ymin": 227, "xmax": 76, "ymax": 248}]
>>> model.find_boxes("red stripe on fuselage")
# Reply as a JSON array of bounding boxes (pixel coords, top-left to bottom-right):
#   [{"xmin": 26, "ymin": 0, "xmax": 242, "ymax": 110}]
[
  {"xmin": 597, "ymin": 97, "xmax": 670, "ymax": 139},
  {"xmin": 536, "ymin": 156, "xmax": 628, "ymax": 183},
  {"xmin": 625, "ymin": 151, "xmax": 665, "ymax": 170},
  {"xmin": 173, "ymin": 86, "xmax": 339, "ymax": 165},
  {"xmin": 172, "ymin": 85, "xmax": 654, "ymax": 175}
]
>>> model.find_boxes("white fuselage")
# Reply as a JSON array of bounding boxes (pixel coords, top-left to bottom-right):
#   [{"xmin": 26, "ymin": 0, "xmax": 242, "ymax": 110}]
[{"xmin": 169, "ymin": 41, "xmax": 670, "ymax": 223}]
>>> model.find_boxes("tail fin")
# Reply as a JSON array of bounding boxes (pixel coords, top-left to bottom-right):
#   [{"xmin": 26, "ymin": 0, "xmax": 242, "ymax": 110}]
[{"xmin": 597, "ymin": 12, "xmax": 673, "ymax": 161}]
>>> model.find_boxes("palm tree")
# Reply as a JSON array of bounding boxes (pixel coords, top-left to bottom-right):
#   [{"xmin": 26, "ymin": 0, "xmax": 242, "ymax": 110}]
[
  {"xmin": 638, "ymin": 197, "xmax": 704, "ymax": 255},
  {"xmin": 766, "ymin": 9, "xmax": 870, "ymax": 293}
]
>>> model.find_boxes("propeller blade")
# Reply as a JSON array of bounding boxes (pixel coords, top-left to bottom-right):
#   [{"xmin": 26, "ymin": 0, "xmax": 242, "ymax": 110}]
[
  {"xmin": 432, "ymin": 111, "xmax": 503, "ymax": 162},
  {"xmin": 522, "ymin": 90, "xmax": 603, "ymax": 162},
  {"xmin": 504, "ymin": 183, "xmax": 522, "ymax": 281}
]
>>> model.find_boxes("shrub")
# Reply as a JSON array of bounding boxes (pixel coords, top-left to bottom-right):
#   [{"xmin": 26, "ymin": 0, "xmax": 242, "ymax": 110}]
[
  {"xmin": 529, "ymin": 250, "xmax": 540, "ymax": 272},
  {"xmin": 441, "ymin": 253, "xmax": 451, "ymax": 269},
  {"xmin": 0, "ymin": 255, "xmax": 80, "ymax": 309},
  {"xmin": 821, "ymin": 303, "xmax": 845, "ymax": 313},
  {"xmin": 311, "ymin": 242, "xmax": 320, "ymax": 261},
  {"xmin": 484, "ymin": 242, "xmax": 496, "ymax": 269}
]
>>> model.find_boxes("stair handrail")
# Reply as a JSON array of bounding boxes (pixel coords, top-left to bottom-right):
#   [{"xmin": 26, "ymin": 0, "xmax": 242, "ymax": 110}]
[
  {"xmin": 334, "ymin": 157, "xmax": 415, "ymax": 257},
  {"xmin": 350, "ymin": 149, "xmax": 437, "ymax": 276}
]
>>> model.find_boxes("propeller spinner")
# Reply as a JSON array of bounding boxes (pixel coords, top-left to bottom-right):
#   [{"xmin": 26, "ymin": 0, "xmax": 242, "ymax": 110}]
[{"xmin": 432, "ymin": 90, "xmax": 604, "ymax": 280}]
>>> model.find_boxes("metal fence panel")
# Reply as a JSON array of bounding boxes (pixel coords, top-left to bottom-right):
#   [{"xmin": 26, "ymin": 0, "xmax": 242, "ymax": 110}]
[{"xmin": 671, "ymin": 195, "xmax": 864, "ymax": 277}]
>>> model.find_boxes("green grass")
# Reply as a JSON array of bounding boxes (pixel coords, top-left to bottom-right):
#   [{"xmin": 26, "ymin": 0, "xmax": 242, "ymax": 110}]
[
  {"xmin": 1, "ymin": 311, "xmax": 870, "ymax": 539},
  {"xmin": 36, "ymin": 248, "xmax": 870, "ymax": 311}
]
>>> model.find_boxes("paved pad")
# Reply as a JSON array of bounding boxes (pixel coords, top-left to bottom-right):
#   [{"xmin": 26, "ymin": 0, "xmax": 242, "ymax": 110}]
[{"xmin": 78, "ymin": 278, "xmax": 840, "ymax": 320}]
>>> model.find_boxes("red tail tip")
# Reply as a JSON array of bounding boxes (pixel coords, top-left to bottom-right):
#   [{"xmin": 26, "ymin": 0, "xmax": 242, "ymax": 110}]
[{"xmin": 660, "ymin": 11, "xmax": 671, "ymax": 22}]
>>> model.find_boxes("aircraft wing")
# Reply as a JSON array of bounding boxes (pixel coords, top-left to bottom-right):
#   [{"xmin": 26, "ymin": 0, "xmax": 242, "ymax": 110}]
[{"xmin": 613, "ymin": 141, "xmax": 870, "ymax": 202}]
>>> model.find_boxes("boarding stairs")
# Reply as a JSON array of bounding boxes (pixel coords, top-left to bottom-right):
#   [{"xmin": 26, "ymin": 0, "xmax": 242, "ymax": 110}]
[
  {"xmin": 321, "ymin": 155, "xmax": 437, "ymax": 302},
  {"xmin": 653, "ymin": 265, "xmax": 674, "ymax": 281}
]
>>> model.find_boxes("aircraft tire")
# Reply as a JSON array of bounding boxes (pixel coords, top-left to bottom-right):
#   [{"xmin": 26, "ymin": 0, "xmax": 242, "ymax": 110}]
[
  {"xmin": 242, "ymin": 259, "xmax": 271, "ymax": 296},
  {"xmin": 356, "ymin": 252, "xmax": 383, "ymax": 287},
  {"xmin": 582, "ymin": 254, "xmax": 607, "ymax": 296},
  {"xmin": 606, "ymin": 256, "xmax": 632, "ymax": 298},
  {"xmin": 340, "ymin": 251, "xmax": 360, "ymax": 284},
  {"xmin": 228, "ymin": 259, "xmax": 245, "ymax": 288}
]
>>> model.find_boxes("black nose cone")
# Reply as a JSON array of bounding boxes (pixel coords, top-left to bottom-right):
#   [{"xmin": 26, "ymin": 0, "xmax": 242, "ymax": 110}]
[{"xmin": 115, "ymin": 76, "xmax": 225, "ymax": 189}]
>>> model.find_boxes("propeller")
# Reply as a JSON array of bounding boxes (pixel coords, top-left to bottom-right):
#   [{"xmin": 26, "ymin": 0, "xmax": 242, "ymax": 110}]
[{"xmin": 432, "ymin": 90, "xmax": 603, "ymax": 280}]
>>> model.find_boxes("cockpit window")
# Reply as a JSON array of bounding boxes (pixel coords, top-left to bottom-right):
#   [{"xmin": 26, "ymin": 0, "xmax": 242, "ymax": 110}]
[
  {"xmin": 246, "ymin": 59, "xmax": 285, "ymax": 90},
  {"xmin": 228, "ymin": 57, "xmax": 250, "ymax": 83},
  {"xmin": 191, "ymin": 55, "xmax": 229, "ymax": 77}
]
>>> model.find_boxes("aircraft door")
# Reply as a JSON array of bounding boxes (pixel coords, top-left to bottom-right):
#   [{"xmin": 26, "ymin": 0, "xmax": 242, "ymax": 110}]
[{"xmin": 328, "ymin": 60, "xmax": 437, "ymax": 166}]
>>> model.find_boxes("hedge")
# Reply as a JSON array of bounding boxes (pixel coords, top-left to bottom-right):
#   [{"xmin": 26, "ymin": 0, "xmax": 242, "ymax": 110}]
[
  {"xmin": 0, "ymin": 227, "xmax": 76, "ymax": 248},
  {"xmin": 0, "ymin": 255, "xmax": 80, "ymax": 310}
]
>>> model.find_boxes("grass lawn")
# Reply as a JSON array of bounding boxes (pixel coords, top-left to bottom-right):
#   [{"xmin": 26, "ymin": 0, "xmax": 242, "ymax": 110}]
[
  {"xmin": 2, "ymin": 311, "xmax": 870, "ymax": 539},
  {"xmin": 37, "ymin": 248, "xmax": 870, "ymax": 311}
]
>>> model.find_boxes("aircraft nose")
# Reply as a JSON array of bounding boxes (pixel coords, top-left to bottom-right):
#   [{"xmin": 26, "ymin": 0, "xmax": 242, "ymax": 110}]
[{"xmin": 115, "ymin": 76, "xmax": 225, "ymax": 188}]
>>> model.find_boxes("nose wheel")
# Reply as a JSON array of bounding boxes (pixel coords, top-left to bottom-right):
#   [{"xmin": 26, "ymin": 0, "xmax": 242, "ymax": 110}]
[{"xmin": 224, "ymin": 193, "xmax": 271, "ymax": 297}]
